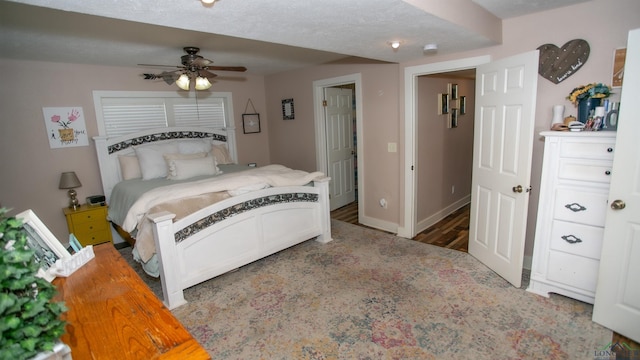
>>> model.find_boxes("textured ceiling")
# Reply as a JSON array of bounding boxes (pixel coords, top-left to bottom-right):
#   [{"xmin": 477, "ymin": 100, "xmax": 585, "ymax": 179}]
[{"xmin": 0, "ymin": 0, "xmax": 590, "ymax": 75}]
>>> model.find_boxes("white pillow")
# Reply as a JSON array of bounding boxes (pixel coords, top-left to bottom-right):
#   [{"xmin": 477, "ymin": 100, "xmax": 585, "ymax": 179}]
[
  {"xmin": 167, "ymin": 155, "xmax": 220, "ymax": 180},
  {"xmin": 178, "ymin": 140, "xmax": 211, "ymax": 154},
  {"xmin": 211, "ymin": 143, "xmax": 233, "ymax": 164},
  {"xmin": 134, "ymin": 142, "xmax": 179, "ymax": 180},
  {"xmin": 118, "ymin": 155, "xmax": 142, "ymax": 180},
  {"xmin": 163, "ymin": 152, "xmax": 208, "ymax": 162}
]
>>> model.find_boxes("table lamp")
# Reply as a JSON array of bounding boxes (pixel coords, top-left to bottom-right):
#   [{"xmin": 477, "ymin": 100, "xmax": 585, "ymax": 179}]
[{"xmin": 59, "ymin": 172, "xmax": 82, "ymax": 210}]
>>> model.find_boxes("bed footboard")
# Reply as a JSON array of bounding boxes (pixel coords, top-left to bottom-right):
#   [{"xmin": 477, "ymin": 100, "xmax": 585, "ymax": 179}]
[{"xmin": 148, "ymin": 177, "xmax": 332, "ymax": 310}]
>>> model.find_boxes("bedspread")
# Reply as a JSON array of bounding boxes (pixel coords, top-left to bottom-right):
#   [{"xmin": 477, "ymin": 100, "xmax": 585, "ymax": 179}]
[{"xmin": 125, "ymin": 164, "xmax": 324, "ymax": 261}]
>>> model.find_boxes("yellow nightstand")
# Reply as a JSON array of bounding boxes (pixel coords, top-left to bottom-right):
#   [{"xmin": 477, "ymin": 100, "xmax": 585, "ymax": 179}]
[{"xmin": 63, "ymin": 204, "xmax": 112, "ymax": 246}]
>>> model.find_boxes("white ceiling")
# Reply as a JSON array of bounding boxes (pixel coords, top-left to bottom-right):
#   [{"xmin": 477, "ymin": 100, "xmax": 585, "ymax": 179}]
[{"xmin": 0, "ymin": 0, "xmax": 589, "ymax": 76}]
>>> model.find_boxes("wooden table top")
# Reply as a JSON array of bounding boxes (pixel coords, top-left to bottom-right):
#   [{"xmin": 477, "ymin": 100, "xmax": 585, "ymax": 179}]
[{"xmin": 53, "ymin": 244, "xmax": 210, "ymax": 360}]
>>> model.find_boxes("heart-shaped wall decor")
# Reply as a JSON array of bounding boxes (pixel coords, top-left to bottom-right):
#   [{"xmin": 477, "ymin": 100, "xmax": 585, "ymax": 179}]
[{"xmin": 538, "ymin": 39, "xmax": 590, "ymax": 84}]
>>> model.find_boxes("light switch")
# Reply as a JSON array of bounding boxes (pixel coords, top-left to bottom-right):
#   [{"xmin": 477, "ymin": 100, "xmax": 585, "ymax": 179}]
[{"xmin": 388, "ymin": 142, "xmax": 397, "ymax": 153}]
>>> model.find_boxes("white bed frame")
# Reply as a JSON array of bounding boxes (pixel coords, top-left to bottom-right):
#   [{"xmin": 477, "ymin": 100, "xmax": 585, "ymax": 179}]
[{"xmin": 93, "ymin": 127, "xmax": 332, "ymax": 309}]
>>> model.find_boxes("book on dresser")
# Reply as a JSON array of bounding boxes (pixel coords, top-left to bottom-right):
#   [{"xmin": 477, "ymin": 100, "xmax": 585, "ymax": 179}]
[{"xmin": 527, "ymin": 131, "xmax": 616, "ymax": 304}]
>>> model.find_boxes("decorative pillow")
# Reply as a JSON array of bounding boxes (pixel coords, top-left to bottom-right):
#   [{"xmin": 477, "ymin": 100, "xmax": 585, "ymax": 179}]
[
  {"xmin": 163, "ymin": 152, "xmax": 208, "ymax": 163},
  {"xmin": 167, "ymin": 155, "xmax": 220, "ymax": 180},
  {"xmin": 178, "ymin": 140, "xmax": 211, "ymax": 154},
  {"xmin": 118, "ymin": 155, "xmax": 142, "ymax": 180},
  {"xmin": 211, "ymin": 143, "xmax": 233, "ymax": 164},
  {"xmin": 134, "ymin": 142, "xmax": 179, "ymax": 180}
]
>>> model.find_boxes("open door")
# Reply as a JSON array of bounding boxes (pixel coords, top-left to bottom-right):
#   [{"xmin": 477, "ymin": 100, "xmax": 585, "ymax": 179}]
[
  {"xmin": 592, "ymin": 27, "xmax": 640, "ymax": 342},
  {"xmin": 468, "ymin": 50, "xmax": 539, "ymax": 287},
  {"xmin": 324, "ymin": 87, "xmax": 356, "ymax": 211}
]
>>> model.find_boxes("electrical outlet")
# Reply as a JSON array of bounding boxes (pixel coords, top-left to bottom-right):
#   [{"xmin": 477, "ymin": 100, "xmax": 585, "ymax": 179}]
[
  {"xmin": 387, "ymin": 142, "xmax": 397, "ymax": 153},
  {"xmin": 451, "ymin": 185, "xmax": 455, "ymax": 194}
]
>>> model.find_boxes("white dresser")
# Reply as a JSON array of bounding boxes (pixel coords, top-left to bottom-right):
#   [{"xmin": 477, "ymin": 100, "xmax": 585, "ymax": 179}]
[{"xmin": 528, "ymin": 131, "xmax": 616, "ymax": 304}]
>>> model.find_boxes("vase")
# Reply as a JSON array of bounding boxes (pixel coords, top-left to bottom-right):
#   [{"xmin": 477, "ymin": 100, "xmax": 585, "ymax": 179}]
[{"xmin": 577, "ymin": 97, "xmax": 600, "ymax": 124}]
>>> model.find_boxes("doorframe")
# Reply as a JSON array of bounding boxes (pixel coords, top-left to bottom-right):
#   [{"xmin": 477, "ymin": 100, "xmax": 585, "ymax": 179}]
[
  {"xmin": 313, "ymin": 73, "xmax": 364, "ymax": 219},
  {"xmin": 397, "ymin": 56, "xmax": 490, "ymax": 238}
]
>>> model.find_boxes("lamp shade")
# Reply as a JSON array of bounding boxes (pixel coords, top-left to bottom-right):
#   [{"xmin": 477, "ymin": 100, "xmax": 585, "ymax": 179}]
[
  {"xmin": 195, "ymin": 76, "xmax": 212, "ymax": 90},
  {"xmin": 176, "ymin": 74, "xmax": 190, "ymax": 90},
  {"xmin": 59, "ymin": 172, "xmax": 82, "ymax": 189}
]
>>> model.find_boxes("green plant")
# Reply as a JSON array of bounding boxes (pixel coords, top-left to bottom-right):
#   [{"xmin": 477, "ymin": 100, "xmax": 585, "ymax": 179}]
[{"xmin": 0, "ymin": 208, "xmax": 66, "ymax": 360}]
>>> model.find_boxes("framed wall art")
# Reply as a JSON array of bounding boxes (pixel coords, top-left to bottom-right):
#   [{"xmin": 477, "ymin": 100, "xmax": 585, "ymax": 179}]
[
  {"xmin": 612, "ymin": 47, "xmax": 626, "ymax": 88},
  {"xmin": 438, "ymin": 93, "xmax": 449, "ymax": 115},
  {"xmin": 242, "ymin": 113, "xmax": 261, "ymax": 134},
  {"xmin": 449, "ymin": 108, "xmax": 459, "ymax": 128},
  {"xmin": 459, "ymin": 96, "xmax": 467, "ymax": 115},
  {"xmin": 282, "ymin": 98, "xmax": 295, "ymax": 120},
  {"xmin": 449, "ymin": 83, "xmax": 459, "ymax": 100}
]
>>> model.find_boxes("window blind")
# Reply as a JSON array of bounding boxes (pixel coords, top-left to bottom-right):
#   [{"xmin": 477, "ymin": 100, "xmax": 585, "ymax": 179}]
[{"xmin": 93, "ymin": 91, "xmax": 232, "ymax": 137}]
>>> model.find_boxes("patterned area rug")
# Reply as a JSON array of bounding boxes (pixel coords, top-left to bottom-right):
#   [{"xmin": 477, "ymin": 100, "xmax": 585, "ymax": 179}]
[{"xmin": 119, "ymin": 220, "xmax": 611, "ymax": 359}]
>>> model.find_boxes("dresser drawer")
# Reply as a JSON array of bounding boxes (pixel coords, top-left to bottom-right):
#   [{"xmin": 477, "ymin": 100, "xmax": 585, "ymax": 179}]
[
  {"xmin": 73, "ymin": 219, "xmax": 109, "ymax": 235},
  {"xmin": 549, "ymin": 220, "xmax": 604, "ymax": 260},
  {"xmin": 69, "ymin": 208, "xmax": 107, "ymax": 225},
  {"xmin": 553, "ymin": 189, "xmax": 608, "ymax": 227},
  {"xmin": 546, "ymin": 251, "xmax": 600, "ymax": 293},
  {"xmin": 559, "ymin": 139, "xmax": 615, "ymax": 160},
  {"xmin": 558, "ymin": 159, "xmax": 613, "ymax": 184}
]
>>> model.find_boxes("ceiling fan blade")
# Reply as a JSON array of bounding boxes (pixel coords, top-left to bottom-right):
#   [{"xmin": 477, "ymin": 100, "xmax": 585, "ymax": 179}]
[
  {"xmin": 192, "ymin": 57, "xmax": 213, "ymax": 67},
  {"xmin": 142, "ymin": 72, "xmax": 178, "ymax": 85},
  {"xmin": 199, "ymin": 69, "xmax": 218, "ymax": 79},
  {"xmin": 208, "ymin": 66, "xmax": 247, "ymax": 72},
  {"xmin": 138, "ymin": 63, "xmax": 183, "ymax": 69}
]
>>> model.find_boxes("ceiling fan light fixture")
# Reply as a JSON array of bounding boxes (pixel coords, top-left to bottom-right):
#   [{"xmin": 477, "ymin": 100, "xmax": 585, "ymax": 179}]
[
  {"xmin": 201, "ymin": 0, "xmax": 216, "ymax": 4},
  {"xmin": 176, "ymin": 74, "xmax": 190, "ymax": 90},
  {"xmin": 195, "ymin": 76, "xmax": 212, "ymax": 90}
]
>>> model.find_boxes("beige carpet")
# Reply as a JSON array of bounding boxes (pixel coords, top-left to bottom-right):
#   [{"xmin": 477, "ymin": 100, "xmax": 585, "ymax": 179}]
[{"xmin": 120, "ymin": 219, "xmax": 611, "ymax": 359}]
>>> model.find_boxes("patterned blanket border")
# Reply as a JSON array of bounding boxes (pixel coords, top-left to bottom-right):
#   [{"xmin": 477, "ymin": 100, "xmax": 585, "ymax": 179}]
[
  {"xmin": 174, "ymin": 192, "xmax": 319, "ymax": 243},
  {"xmin": 108, "ymin": 131, "xmax": 226, "ymax": 154}
]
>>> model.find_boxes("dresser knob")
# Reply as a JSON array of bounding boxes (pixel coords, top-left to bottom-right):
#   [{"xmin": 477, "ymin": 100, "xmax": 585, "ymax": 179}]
[
  {"xmin": 607, "ymin": 147, "xmax": 613, "ymax": 153},
  {"xmin": 605, "ymin": 170, "xmax": 611, "ymax": 175}
]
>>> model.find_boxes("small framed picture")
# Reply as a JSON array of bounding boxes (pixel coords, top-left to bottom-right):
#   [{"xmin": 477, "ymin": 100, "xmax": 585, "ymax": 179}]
[
  {"xmin": 242, "ymin": 113, "xmax": 261, "ymax": 134},
  {"xmin": 448, "ymin": 83, "xmax": 459, "ymax": 100},
  {"xmin": 450, "ymin": 108, "xmax": 459, "ymax": 128},
  {"xmin": 459, "ymin": 96, "xmax": 467, "ymax": 115},
  {"xmin": 612, "ymin": 47, "xmax": 626, "ymax": 88},
  {"xmin": 438, "ymin": 93, "xmax": 449, "ymax": 115},
  {"xmin": 282, "ymin": 98, "xmax": 295, "ymax": 120},
  {"xmin": 16, "ymin": 209, "xmax": 71, "ymax": 281}
]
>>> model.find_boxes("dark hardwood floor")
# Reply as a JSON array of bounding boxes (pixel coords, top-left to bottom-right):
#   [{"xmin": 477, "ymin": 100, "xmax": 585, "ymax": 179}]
[
  {"xmin": 330, "ymin": 201, "xmax": 639, "ymax": 351},
  {"xmin": 330, "ymin": 201, "xmax": 469, "ymax": 252}
]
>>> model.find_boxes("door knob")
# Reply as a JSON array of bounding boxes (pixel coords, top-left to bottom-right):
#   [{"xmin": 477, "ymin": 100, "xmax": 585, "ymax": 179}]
[
  {"xmin": 611, "ymin": 199, "xmax": 626, "ymax": 210},
  {"xmin": 513, "ymin": 185, "xmax": 523, "ymax": 193}
]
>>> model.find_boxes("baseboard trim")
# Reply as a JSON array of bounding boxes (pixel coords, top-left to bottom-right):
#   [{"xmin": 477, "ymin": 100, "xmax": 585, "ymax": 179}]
[{"xmin": 416, "ymin": 195, "xmax": 471, "ymax": 234}]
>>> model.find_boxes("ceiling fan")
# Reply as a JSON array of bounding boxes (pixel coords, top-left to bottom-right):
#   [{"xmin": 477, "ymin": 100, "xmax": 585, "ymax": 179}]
[{"xmin": 140, "ymin": 46, "xmax": 247, "ymax": 90}]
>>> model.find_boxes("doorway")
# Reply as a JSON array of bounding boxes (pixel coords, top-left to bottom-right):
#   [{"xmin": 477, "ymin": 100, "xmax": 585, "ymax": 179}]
[
  {"xmin": 313, "ymin": 74, "xmax": 364, "ymax": 221},
  {"xmin": 413, "ymin": 70, "xmax": 476, "ymax": 252},
  {"xmin": 398, "ymin": 55, "xmax": 489, "ymax": 239}
]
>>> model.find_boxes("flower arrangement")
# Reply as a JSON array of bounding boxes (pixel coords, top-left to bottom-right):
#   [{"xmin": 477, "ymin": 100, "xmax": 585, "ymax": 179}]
[{"xmin": 567, "ymin": 83, "xmax": 612, "ymax": 106}]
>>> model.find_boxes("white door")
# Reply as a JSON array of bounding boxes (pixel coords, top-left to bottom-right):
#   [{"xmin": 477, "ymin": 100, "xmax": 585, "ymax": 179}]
[
  {"xmin": 593, "ymin": 28, "xmax": 640, "ymax": 342},
  {"xmin": 468, "ymin": 50, "xmax": 539, "ymax": 287},
  {"xmin": 325, "ymin": 87, "xmax": 356, "ymax": 211}
]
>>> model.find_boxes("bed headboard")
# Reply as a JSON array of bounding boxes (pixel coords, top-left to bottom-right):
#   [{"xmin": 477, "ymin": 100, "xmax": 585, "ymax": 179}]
[{"xmin": 93, "ymin": 126, "xmax": 237, "ymax": 202}]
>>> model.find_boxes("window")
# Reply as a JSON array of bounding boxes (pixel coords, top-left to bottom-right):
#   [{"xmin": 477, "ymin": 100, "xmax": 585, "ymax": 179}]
[{"xmin": 93, "ymin": 91, "xmax": 233, "ymax": 137}]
